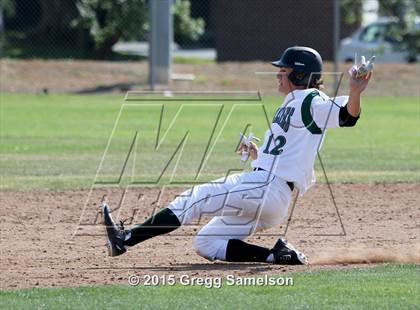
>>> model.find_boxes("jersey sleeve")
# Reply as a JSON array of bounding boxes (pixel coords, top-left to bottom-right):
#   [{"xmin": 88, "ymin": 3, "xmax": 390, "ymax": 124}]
[{"xmin": 311, "ymin": 95, "xmax": 349, "ymax": 129}]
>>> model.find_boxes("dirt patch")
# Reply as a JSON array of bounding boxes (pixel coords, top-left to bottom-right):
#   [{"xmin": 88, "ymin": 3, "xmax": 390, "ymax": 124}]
[
  {"xmin": 1, "ymin": 183, "xmax": 419, "ymax": 289},
  {"xmin": 1, "ymin": 59, "xmax": 418, "ymax": 96}
]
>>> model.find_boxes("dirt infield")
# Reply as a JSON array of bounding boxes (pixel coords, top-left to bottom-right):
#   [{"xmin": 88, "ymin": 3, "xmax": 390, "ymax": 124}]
[{"xmin": 1, "ymin": 183, "xmax": 419, "ymax": 289}]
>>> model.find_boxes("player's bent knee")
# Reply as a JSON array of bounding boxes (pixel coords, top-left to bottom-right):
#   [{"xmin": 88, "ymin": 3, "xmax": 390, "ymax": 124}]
[
  {"xmin": 193, "ymin": 236, "xmax": 226, "ymax": 261},
  {"xmin": 193, "ymin": 236, "xmax": 215, "ymax": 261}
]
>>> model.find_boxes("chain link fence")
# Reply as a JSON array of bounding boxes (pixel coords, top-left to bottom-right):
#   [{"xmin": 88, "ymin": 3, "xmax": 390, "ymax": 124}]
[
  {"xmin": 1, "ymin": 0, "xmax": 214, "ymax": 60},
  {"xmin": 0, "ymin": 0, "xmax": 418, "ymax": 96}
]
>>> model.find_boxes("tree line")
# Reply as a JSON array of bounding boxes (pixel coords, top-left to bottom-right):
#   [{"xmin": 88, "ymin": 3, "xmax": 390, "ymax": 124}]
[
  {"xmin": 1, "ymin": 0, "xmax": 205, "ymax": 59},
  {"xmin": 1, "ymin": 0, "xmax": 418, "ymax": 60}
]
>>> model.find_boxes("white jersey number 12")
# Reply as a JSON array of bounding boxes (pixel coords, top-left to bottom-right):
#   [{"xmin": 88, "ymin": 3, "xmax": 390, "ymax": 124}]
[{"xmin": 262, "ymin": 134, "xmax": 286, "ymax": 155}]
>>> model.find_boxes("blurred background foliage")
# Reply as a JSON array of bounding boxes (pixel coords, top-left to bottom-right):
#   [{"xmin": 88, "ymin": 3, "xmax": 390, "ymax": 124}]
[
  {"xmin": 0, "ymin": 0, "xmax": 418, "ymax": 60},
  {"xmin": 0, "ymin": 0, "xmax": 205, "ymax": 59},
  {"xmin": 377, "ymin": 0, "xmax": 420, "ymax": 60}
]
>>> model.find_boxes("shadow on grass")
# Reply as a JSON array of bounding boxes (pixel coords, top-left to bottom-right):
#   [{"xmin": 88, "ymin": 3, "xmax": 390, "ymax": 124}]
[{"xmin": 72, "ymin": 82, "xmax": 141, "ymax": 94}]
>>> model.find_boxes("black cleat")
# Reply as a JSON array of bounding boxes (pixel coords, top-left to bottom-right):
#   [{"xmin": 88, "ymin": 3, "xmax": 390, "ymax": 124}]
[
  {"xmin": 270, "ymin": 239, "xmax": 308, "ymax": 265},
  {"xmin": 101, "ymin": 203, "xmax": 127, "ymax": 257}
]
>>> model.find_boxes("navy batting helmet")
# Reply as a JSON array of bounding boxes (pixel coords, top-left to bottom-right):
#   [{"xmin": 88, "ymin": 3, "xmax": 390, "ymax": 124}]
[{"xmin": 272, "ymin": 46, "xmax": 323, "ymax": 87}]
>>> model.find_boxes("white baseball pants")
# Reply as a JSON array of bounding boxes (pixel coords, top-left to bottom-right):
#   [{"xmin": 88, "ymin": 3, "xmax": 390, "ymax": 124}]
[{"xmin": 168, "ymin": 170, "xmax": 293, "ymax": 261}]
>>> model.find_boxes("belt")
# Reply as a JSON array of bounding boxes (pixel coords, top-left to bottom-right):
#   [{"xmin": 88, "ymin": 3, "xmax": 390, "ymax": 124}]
[{"xmin": 253, "ymin": 167, "xmax": 294, "ymax": 191}]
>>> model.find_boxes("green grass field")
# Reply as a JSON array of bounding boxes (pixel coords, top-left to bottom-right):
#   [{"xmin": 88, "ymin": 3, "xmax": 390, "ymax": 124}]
[
  {"xmin": 1, "ymin": 264, "xmax": 419, "ymax": 309},
  {"xmin": 1, "ymin": 93, "xmax": 419, "ymax": 190},
  {"xmin": 1, "ymin": 93, "xmax": 419, "ymax": 308}
]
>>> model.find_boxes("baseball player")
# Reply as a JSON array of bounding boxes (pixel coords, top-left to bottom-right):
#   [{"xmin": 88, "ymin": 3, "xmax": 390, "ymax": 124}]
[{"xmin": 102, "ymin": 46, "xmax": 372, "ymax": 265}]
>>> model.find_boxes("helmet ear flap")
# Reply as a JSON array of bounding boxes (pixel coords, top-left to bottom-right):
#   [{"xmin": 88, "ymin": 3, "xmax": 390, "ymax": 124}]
[
  {"xmin": 294, "ymin": 72, "xmax": 306, "ymax": 80},
  {"xmin": 288, "ymin": 70, "xmax": 306, "ymax": 86}
]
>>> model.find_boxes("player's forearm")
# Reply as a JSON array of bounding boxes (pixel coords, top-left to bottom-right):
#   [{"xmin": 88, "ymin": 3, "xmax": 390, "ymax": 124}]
[
  {"xmin": 346, "ymin": 91, "xmax": 362, "ymax": 117},
  {"xmin": 347, "ymin": 64, "xmax": 372, "ymax": 117}
]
